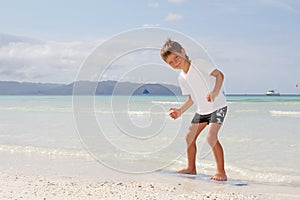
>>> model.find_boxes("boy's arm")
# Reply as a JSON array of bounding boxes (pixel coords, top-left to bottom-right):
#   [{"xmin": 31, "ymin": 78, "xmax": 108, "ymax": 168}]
[
  {"xmin": 206, "ymin": 69, "xmax": 224, "ymax": 102},
  {"xmin": 169, "ymin": 95, "xmax": 193, "ymax": 119},
  {"xmin": 180, "ymin": 95, "xmax": 194, "ymax": 113}
]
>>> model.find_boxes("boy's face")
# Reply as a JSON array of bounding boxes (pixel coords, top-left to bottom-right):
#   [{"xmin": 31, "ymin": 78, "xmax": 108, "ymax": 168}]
[{"xmin": 165, "ymin": 49, "xmax": 187, "ymax": 70}]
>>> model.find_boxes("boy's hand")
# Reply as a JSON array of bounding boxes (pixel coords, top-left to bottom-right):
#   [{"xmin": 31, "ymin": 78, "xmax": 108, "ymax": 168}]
[
  {"xmin": 206, "ymin": 91, "xmax": 217, "ymax": 102},
  {"xmin": 169, "ymin": 108, "xmax": 181, "ymax": 120}
]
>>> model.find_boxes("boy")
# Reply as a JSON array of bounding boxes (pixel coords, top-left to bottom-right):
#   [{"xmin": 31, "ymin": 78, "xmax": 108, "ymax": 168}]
[{"xmin": 160, "ymin": 39, "xmax": 228, "ymax": 181}]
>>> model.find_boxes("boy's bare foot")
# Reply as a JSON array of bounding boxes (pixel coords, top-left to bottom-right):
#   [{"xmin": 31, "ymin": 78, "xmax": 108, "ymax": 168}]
[
  {"xmin": 176, "ymin": 168, "xmax": 197, "ymax": 175},
  {"xmin": 210, "ymin": 173, "xmax": 227, "ymax": 181}
]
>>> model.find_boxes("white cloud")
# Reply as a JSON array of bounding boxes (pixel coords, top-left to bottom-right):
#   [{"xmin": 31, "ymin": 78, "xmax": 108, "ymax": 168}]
[
  {"xmin": 259, "ymin": 0, "xmax": 299, "ymax": 12},
  {"xmin": 143, "ymin": 23, "xmax": 161, "ymax": 27},
  {"xmin": 164, "ymin": 13, "xmax": 183, "ymax": 22},
  {"xmin": 0, "ymin": 33, "xmax": 174, "ymax": 85},
  {"xmin": 168, "ymin": 0, "xmax": 187, "ymax": 4},
  {"xmin": 0, "ymin": 34, "xmax": 97, "ymax": 83},
  {"xmin": 148, "ymin": 1, "xmax": 159, "ymax": 8}
]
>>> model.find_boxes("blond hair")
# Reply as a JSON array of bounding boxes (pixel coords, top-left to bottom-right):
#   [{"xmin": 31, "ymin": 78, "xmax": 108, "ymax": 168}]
[{"xmin": 160, "ymin": 38, "xmax": 189, "ymax": 61}]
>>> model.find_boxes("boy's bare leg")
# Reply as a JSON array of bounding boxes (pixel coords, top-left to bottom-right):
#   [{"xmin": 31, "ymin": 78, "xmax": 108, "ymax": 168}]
[
  {"xmin": 207, "ymin": 123, "xmax": 227, "ymax": 181},
  {"xmin": 211, "ymin": 140, "xmax": 227, "ymax": 181},
  {"xmin": 177, "ymin": 122, "xmax": 207, "ymax": 174}
]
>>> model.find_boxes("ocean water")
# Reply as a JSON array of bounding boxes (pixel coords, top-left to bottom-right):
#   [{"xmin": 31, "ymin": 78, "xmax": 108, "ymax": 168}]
[{"xmin": 0, "ymin": 95, "xmax": 299, "ymax": 187}]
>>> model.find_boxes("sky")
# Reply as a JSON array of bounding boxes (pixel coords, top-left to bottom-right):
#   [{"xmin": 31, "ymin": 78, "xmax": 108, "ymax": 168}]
[{"xmin": 0, "ymin": 0, "xmax": 299, "ymax": 94}]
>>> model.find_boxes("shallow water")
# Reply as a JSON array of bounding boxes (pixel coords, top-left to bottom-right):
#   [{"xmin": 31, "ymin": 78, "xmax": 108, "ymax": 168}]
[{"xmin": 0, "ymin": 95, "xmax": 299, "ymax": 186}]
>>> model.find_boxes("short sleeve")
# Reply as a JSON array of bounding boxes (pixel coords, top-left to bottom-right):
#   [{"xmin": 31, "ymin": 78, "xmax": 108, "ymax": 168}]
[{"xmin": 193, "ymin": 59, "xmax": 216, "ymax": 75}]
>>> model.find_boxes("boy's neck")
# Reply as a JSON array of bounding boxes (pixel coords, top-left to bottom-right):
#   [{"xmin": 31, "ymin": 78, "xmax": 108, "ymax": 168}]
[{"xmin": 183, "ymin": 60, "xmax": 191, "ymax": 74}]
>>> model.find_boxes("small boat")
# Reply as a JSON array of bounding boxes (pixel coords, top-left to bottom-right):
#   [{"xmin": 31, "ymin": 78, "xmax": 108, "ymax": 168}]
[
  {"xmin": 143, "ymin": 89, "xmax": 150, "ymax": 95},
  {"xmin": 266, "ymin": 89, "xmax": 280, "ymax": 96}
]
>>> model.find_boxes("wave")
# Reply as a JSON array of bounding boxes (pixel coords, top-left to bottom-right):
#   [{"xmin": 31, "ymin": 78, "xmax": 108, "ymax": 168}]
[
  {"xmin": 234, "ymin": 109, "xmax": 258, "ymax": 113},
  {"xmin": 0, "ymin": 106, "xmax": 72, "ymax": 113},
  {"xmin": 227, "ymin": 165, "xmax": 300, "ymax": 187},
  {"xmin": 269, "ymin": 110, "xmax": 300, "ymax": 117},
  {"xmin": 1, "ymin": 143, "xmax": 299, "ymax": 187},
  {"xmin": 151, "ymin": 101, "xmax": 183, "ymax": 105},
  {"xmin": 170, "ymin": 158, "xmax": 300, "ymax": 187},
  {"xmin": 0, "ymin": 144, "xmax": 92, "ymax": 160}
]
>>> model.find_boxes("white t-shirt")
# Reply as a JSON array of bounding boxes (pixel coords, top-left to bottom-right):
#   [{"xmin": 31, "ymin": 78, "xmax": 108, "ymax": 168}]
[{"xmin": 178, "ymin": 59, "xmax": 227, "ymax": 115}]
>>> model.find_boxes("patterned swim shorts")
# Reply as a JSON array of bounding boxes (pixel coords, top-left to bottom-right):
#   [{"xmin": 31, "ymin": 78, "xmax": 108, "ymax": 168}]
[{"xmin": 191, "ymin": 106, "xmax": 227, "ymax": 124}]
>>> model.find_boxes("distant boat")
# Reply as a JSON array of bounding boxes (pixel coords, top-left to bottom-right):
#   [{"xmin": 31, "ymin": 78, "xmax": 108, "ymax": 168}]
[
  {"xmin": 143, "ymin": 89, "xmax": 150, "ymax": 95},
  {"xmin": 266, "ymin": 89, "xmax": 280, "ymax": 96}
]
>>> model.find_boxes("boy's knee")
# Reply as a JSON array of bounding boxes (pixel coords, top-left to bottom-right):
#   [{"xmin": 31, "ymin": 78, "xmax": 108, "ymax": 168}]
[
  {"xmin": 206, "ymin": 134, "xmax": 217, "ymax": 147},
  {"xmin": 185, "ymin": 131, "xmax": 196, "ymax": 145}
]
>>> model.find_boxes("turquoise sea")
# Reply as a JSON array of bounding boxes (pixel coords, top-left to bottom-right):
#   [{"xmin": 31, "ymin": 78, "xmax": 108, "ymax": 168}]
[{"xmin": 0, "ymin": 95, "xmax": 299, "ymax": 187}]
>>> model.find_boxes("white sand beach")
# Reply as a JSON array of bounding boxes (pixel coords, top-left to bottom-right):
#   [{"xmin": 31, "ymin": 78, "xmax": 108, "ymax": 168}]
[
  {"xmin": 0, "ymin": 172, "xmax": 259, "ymax": 200},
  {"xmin": 1, "ymin": 170, "xmax": 299, "ymax": 200},
  {"xmin": 0, "ymin": 151, "xmax": 299, "ymax": 200}
]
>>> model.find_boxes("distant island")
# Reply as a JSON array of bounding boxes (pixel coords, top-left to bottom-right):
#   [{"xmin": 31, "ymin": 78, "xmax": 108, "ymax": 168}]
[{"xmin": 0, "ymin": 81, "xmax": 181, "ymax": 96}]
